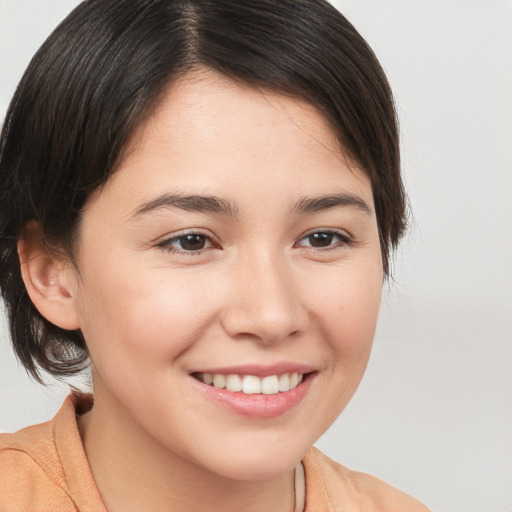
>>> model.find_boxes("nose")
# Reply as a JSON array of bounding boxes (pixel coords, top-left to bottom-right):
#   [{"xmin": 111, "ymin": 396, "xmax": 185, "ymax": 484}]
[{"xmin": 221, "ymin": 252, "xmax": 307, "ymax": 345}]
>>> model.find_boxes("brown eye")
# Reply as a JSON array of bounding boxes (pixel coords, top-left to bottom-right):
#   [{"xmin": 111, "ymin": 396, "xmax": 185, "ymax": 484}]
[
  {"xmin": 307, "ymin": 232, "xmax": 335, "ymax": 248},
  {"xmin": 158, "ymin": 233, "xmax": 215, "ymax": 254},
  {"xmin": 297, "ymin": 230, "xmax": 352, "ymax": 250},
  {"xmin": 178, "ymin": 234, "xmax": 207, "ymax": 251}
]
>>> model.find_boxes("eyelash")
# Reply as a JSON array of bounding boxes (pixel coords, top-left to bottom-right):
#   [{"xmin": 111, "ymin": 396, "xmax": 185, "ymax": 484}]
[
  {"xmin": 156, "ymin": 231, "xmax": 217, "ymax": 255},
  {"xmin": 156, "ymin": 229, "xmax": 352, "ymax": 255},
  {"xmin": 295, "ymin": 229, "xmax": 353, "ymax": 251}
]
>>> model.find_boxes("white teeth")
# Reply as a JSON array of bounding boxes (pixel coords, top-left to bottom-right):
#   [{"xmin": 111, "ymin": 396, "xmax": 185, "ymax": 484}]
[
  {"xmin": 242, "ymin": 375, "xmax": 261, "ymax": 394},
  {"xmin": 199, "ymin": 372, "xmax": 306, "ymax": 394},
  {"xmin": 261, "ymin": 375, "xmax": 280, "ymax": 395},
  {"xmin": 279, "ymin": 374, "xmax": 290, "ymax": 392},
  {"xmin": 213, "ymin": 374, "xmax": 226, "ymax": 389},
  {"xmin": 225, "ymin": 374, "xmax": 243, "ymax": 392}
]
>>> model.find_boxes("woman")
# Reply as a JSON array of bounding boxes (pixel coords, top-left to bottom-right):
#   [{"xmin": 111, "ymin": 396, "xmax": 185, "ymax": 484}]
[{"xmin": 0, "ymin": 0, "xmax": 429, "ymax": 510}]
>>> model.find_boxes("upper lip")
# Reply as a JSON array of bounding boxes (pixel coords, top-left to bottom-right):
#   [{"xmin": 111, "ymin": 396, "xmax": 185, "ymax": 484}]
[{"xmin": 191, "ymin": 362, "xmax": 317, "ymax": 377}]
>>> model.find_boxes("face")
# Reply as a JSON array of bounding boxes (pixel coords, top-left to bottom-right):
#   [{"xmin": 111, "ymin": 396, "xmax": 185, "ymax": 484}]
[{"xmin": 69, "ymin": 71, "xmax": 383, "ymax": 481}]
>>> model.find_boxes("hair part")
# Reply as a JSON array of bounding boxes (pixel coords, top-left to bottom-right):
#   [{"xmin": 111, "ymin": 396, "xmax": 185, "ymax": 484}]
[{"xmin": 0, "ymin": 0, "xmax": 405, "ymax": 381}]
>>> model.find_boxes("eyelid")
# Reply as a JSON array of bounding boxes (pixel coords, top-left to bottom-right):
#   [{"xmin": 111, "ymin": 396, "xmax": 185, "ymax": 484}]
[
  {"xmin": 155, "ymin": 229, "xmax": 220, "ymax": 254},
  {"xmin": 295, "ymin": 228, "xmax": 354, "ymax": 249}
]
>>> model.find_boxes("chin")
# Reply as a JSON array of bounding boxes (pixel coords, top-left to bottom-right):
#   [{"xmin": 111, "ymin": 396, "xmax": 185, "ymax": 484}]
[{"xmin": 197, "ymin": 433, "xmax": 311, "ymax": 482}]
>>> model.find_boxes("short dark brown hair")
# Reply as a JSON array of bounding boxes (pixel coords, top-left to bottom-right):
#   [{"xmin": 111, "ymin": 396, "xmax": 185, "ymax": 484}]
[{"xmin": 0, "ymin": 0, "xmax": 405, "ymax": 382}]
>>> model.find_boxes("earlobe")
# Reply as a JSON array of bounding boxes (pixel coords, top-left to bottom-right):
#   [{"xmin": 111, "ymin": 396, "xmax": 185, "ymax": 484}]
[{"xmin": 18, "ymin": 224, "xmax": 81, "ymax": 330}]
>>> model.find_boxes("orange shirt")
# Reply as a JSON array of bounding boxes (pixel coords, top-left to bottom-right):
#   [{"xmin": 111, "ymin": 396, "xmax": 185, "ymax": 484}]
[{"xmin": 1, "ymin": 394, "xmax": 429, "ymax": 511}]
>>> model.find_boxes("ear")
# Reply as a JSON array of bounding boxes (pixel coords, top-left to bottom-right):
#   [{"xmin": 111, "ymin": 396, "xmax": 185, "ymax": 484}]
[{"xmin": 18, "ymin": 223, "xmax": 81, "ymax": 330}]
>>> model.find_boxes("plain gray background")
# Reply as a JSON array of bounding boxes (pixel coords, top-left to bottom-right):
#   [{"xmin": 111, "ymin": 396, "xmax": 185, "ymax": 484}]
[{"xmin": 1, "ymin": 1, "xmax": 511, "ymax": 511}]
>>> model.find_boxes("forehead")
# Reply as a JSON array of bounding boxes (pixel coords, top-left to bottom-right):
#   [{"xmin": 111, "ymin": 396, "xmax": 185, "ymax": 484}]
[
  {"xmin": 86, "ymin": 69, "xmax": 372, "ymax": 216},
  {"xmin": 122, "ymin": 69, "xmax": 348, "ymax": 168}
]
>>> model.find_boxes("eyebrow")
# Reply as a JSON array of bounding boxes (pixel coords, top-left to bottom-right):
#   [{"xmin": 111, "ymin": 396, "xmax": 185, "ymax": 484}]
[
  {"xmin": 293, "ymin": 193, "xmax": 372, "ymax": 216},
  {"xmin": 130, "ymin": 193, "xmax": 239, "ymax": 219},
  {"xmin": 130, "ymin": 191, "xmax": 371, "ymax": 220}
]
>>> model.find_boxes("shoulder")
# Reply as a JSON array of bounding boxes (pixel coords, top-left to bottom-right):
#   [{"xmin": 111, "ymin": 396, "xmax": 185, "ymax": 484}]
[
  {"xmin": 0, "ymin": 393, "xmax": 102, "ymax": 512},
  {"xmin": 302, "ymin": 446, "xmax": 430, "ymax": 512},
  {"xmin": 0, "ymin": 418, "xmax": 75, "ymax": 510}
]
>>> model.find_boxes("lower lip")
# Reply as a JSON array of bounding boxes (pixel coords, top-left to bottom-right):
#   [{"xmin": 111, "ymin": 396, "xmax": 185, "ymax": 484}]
[{"xmin": 191, "ymin": 374, "xmax": 315, "ymax": 419}]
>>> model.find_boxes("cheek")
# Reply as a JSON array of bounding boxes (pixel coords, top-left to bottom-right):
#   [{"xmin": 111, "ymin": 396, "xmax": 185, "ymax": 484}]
[
  {"xmin": 308, "ymin": 259, "xmax": 382, "ymax": 351},
  {"xmin": 75, "ymin": 254, "xmax": 222, "ymax": 372},
  {"xmin": 316, "ymin": 263, "xmax": 382, "ymax": 406}
]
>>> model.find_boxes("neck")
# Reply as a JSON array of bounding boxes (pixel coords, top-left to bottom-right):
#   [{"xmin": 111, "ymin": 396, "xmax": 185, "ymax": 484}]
[{"xmin": 78, "ymin": 390, "xmax": 296, "ymax": 512}]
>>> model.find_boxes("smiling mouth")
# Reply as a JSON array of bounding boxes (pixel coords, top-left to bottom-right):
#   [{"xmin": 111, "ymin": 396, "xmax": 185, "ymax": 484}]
[{"xmin": 192, "ymin": 372, "xmax": 306, "ymax": 395}]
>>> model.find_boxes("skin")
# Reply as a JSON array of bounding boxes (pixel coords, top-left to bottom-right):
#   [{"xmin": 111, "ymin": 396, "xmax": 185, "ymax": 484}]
[{"xmin": 20, "ymin": 70, "xmax": 383, "ymax": 511}]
